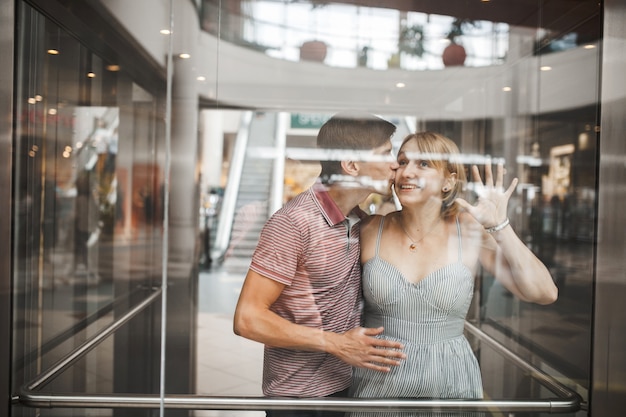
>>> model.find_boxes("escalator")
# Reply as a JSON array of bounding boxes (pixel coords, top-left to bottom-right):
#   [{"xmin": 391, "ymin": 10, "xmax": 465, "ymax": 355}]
[{"xmin": 212, "ymin": 111, "xmax": 287, "ymax": 272}]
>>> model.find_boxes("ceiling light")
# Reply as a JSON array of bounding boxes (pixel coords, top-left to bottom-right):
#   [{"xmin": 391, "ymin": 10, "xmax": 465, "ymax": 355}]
[
  {"xmin": 583, "ymin": 44, "xmax": 596, "ymax": 49},
  {"xmin": 87, "ymin": 72, "xmax": 96, "ymax": 78},
  {"xmin": 47, "ymin": 49, "xmax": 59, "ymax": 55},
  {"xmin": 502, "ymin": 86, "xmax": 512, "ymax": 92},
  {"xmin": 197, "ymin": 76, "xmax": 206, "ymax": 81},
  {"xmin": 160, "ymin": 29, "xmax": 172, "ymax": 35},
  {"xmin": 540, "ymin": 66, "xmax": 552, "ymax": 71},
  {"xmin": 179, "ymin": 53, "xmax": 191, "ymax": 59},
  {"xmin": 396, "ymin": 82, "xmax": 406, "ymax": 88},
  {"xmin": 106, "ymin": 64, "xmax": 121, "ymax": 71}
]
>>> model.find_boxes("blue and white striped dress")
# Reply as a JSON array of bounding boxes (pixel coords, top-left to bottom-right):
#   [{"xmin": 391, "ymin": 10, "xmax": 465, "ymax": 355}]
[{"xmin": 349, "ymin": 217, "xmax": 483, "ymax": 417}]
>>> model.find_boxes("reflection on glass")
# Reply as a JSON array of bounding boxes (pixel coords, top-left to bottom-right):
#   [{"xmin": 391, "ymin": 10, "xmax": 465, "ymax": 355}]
[{"xmin": 12, "ymin": 3, "xmax": 164, "ymax": 407}]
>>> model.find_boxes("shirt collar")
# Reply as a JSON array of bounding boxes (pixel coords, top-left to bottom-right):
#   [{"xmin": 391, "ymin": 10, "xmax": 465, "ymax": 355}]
[{"xmin": 311, "ymin": 181, "xmax": 367, "ymax": 226}]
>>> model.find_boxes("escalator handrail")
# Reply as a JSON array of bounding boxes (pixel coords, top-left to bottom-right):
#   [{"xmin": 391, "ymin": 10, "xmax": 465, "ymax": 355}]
[{"xmin": 210, "ymin": 111, "xmax": 254, "ymax": 263}]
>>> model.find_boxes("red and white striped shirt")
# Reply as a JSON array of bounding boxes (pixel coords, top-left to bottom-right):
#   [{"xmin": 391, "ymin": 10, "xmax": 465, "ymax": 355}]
[{"xmin": 250, "ymin": 182, "xmax": 366, "ymax": 397}]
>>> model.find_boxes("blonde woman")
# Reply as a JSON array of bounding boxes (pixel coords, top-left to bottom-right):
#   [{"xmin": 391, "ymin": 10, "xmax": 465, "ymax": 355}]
[{"xmin": 350, "ymin": 132, "xmax": 558, "ymax": 416}]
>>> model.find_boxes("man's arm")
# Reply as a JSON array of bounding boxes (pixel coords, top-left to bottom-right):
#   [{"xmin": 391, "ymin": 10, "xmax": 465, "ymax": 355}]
[{"xmin": 233, "ymin": 269, "xmax": 405, "ymax": 372}]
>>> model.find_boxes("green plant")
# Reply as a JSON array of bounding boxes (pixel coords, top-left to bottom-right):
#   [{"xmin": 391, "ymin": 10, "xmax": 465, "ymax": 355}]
[
  {"xmin": 447, "ymin": 18, "xmax": 479, "ymax": 43},
  {"xmin": 399, "ymin": 24, "xmax": 425, "ymax": 57}
]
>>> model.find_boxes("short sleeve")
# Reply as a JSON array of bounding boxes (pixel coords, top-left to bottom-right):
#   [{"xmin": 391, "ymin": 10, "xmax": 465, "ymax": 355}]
[{"xmin": 249, "ymin": 211, "xmax": 303, "ymax": 286}]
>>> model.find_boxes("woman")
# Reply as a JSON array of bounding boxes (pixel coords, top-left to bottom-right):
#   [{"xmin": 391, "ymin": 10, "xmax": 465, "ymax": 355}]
[{"xmin": 349, "ymin": 132, "xmax": 558, "ymax": 416}]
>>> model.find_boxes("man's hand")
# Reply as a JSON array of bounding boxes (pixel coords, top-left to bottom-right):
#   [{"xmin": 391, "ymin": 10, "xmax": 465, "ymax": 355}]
[{"xmin": 326, "ymin": 326, "xmax": 405, "ymax": 372}]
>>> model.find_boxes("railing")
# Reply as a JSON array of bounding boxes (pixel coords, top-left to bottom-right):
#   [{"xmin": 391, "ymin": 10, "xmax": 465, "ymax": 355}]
[
  {"xmin": 200, "ymin": 0, "xmax": 509, "ymax": 71},
  {"xmin": 15, "ymin": 287, "xmax": 583, "ymax": 413}
]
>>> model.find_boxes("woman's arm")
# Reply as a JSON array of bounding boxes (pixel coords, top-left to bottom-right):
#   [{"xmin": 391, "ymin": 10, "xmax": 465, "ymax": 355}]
[{"xmin": 455, "ymin": 163, "xmax": 558, "ymax": 305}]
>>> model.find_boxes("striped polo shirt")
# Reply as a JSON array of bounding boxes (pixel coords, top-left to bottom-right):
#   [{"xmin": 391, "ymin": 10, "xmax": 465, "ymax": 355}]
[{"xmin": 249, "ymin": 182, "xmax": 365, "ymax": 397}]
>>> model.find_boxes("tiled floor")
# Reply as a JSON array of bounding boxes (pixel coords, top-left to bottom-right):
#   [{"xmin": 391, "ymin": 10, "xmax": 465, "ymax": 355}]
[{"xmin": 194, "ymin": 263, "xmax": 265, "ymax": 416}]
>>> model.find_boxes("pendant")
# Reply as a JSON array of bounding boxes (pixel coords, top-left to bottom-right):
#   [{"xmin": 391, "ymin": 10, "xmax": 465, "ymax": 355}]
[{"xmin": 409, "ymin": 243, "xmax": 417, "ymax": 252}]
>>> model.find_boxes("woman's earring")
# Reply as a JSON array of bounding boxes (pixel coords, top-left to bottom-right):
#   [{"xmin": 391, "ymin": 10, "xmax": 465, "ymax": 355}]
[{"xmin": 442, "ymin": 187, "xmax": 449, "ymax": 192}]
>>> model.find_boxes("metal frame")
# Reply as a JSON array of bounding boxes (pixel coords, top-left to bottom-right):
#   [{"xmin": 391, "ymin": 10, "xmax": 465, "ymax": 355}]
[
  {"xmin": 0, "ymin": 1, "xmax": 15, "ymax": 415},
  {"xmin": 14, "ymin": 291, "xmax": 582, "ymax": 413}
]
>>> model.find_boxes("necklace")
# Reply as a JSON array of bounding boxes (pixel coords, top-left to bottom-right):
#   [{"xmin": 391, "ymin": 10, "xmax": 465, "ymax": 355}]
[{"xmin": 398, "ymin": 216, "xmax": 442, "ymax": 252}]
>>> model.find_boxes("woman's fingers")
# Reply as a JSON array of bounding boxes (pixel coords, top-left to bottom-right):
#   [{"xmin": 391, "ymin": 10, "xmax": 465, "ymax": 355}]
[{"xmin": 483, "ymin": 161, "xmax": 494, "ymax": 187}]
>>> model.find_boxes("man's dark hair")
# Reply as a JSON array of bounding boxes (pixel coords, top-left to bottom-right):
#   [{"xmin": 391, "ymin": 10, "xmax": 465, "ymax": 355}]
[{"xmin": 317, "ymin": 111, "xmax": 396, "ymax": 180}]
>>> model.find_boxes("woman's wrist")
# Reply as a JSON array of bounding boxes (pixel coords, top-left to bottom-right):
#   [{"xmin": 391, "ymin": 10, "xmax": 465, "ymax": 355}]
[{"xmin": 485, "ymin": 218, "xmax": 510, "ymax": 234}]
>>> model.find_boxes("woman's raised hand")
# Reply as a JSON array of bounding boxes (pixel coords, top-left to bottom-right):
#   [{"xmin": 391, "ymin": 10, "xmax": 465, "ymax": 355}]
[{"xmin": 455, "ymin": 162, "xmax": 518, "ymax": 228}]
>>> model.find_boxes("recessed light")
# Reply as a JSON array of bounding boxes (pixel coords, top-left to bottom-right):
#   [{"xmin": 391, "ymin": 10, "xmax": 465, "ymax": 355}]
[
  {"xmin": 160, "ymin": 29, "xmax": 172, "ymax": 35},
  {"xmin": 197, "ymin": 76, "xmax": 206, "ymax": 81},
  {"xmin": 502, "ymin": 86, "xmax": 512, "ymax": 92},
  {"xmin": 47, "ymin": 49, "xmax": 59, "ymax": 55},
  {"xmin": 106, "ymin": 64, "xmax": 121, "ymax": 71},
  {"xmin": 396, "ymin": 82, "xmax": 406, "ymax": 88},
  {"xmin": 540, "ymin": 66, "xmax": 552, "ymax": 71},
  {"xmin": 179, "ymin": 53, "xmax": 191, "ymax": 59},
  {"xmin": 583, "ymin": 44, "xmax": 596, "ymax": 49},
  {"xmin": 87, "ymin": 72, "xmax": 96, "ymax": 78}
]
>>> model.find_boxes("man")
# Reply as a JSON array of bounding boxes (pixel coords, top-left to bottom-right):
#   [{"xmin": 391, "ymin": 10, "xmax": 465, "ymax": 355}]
[{"xmin": 233, "ymin": 111, "xmax": 406, "ymax": 417}]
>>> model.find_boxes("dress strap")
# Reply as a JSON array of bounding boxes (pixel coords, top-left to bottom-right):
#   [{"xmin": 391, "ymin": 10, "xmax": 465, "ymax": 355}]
[
  {"xmin": 455, "ymin": 216, "xmax": 463, "ymax": 262},
  {"xmin": 374, "ymin": 216, "xmax": 386, "ymax": 257}
]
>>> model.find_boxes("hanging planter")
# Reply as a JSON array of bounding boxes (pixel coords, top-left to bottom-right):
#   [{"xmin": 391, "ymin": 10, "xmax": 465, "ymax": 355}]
[
  {"xmin": 442, "ymin": 42, "xmax": 467, "ymax": 67},
  {"xmin": 299, "ymin": 40, "xmax": 328, "ymax": 63},
  {"xmin": 442, "ymin": 18, "xmax": 477, "ymax": 67}
]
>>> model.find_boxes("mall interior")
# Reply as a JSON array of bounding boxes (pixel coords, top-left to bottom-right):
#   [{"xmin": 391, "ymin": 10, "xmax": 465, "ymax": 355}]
[{"xmin": 1, "ymin": 0, "xmax": 625, "ymax": 416}]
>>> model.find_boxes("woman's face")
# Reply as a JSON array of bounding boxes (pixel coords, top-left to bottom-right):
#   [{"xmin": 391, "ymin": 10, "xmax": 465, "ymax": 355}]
[{"xmin": 394, "ymin": 139, "xmax": 448, "ymax": 207}]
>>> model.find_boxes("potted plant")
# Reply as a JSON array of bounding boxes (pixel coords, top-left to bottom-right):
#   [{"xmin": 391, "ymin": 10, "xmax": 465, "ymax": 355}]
[
  {"xmin": 399, "ymin": 24, "xmax": 425, "ymax": 58},
  {"xmin": 442, "ymin": 18, "xmax": 478, "ymax": 67},
  {"xmin": 388, "ymin": 23, "xmax": 424, "ymax": 69}
]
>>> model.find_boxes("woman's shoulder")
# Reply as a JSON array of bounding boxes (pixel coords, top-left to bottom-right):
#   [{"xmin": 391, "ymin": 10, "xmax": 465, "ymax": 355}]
[
  {"xmin": 361, "ymin": 213, "xmax": 384, "ymax": 233},
  {"xmin": 456, "ymin": 211, "xmax": 489, "ymax": 243},
  {"xmin": 456, "ymin": 211, "xmax": 481, "ymax": 227}
]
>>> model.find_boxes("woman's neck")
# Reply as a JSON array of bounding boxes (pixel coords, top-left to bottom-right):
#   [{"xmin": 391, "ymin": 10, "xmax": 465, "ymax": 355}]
[{"xmin": 399, "ymin": 205, "xmax": 442, "ymax": 231}]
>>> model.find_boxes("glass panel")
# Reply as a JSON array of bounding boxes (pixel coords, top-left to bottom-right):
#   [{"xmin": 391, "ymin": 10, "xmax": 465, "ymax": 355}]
[
  {"xmin": 12, "ymin": 2, "xmax": 166, "ymax": 415},
  {"xmin": 198, "ymin": 0, "xmax": 599, "ymax": 413},
  {"xmin": 10, "ymin": 0, "xmax": 601, "ymax": 416}
]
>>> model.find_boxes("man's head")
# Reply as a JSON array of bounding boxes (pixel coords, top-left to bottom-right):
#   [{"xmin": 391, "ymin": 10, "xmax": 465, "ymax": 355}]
[{"xmin": 317, "ymin": 111, "xmax": 396, "ymax": 189}]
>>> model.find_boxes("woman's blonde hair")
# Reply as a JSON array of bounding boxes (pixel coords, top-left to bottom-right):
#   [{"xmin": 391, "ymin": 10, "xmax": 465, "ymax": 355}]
[{"xmin": 399, "ymin": 131, "xmax": 467, "ymax": 218}]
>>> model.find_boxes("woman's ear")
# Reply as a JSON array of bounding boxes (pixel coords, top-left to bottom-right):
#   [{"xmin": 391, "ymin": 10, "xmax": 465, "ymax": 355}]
[
  {"xmin": 340, "ymin": 160, "xmax": 359, "ymax": 177},
  {"xmin": 443, "ymin": 172, "xmax": 457, "ymax": 192}
]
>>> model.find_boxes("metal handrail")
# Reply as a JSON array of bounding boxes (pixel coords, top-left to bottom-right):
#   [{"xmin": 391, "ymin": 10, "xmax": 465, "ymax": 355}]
[
  {"xmin": 23, "ymin": 287, "xmax": 162, "ymax": 392},
  {"xmin": 18, "ymin": 393, "xmax": 579, "ymax": 413},
  {"xmin": 15, "ymin": 306, "xmax": 582, "ymax": 413}
]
